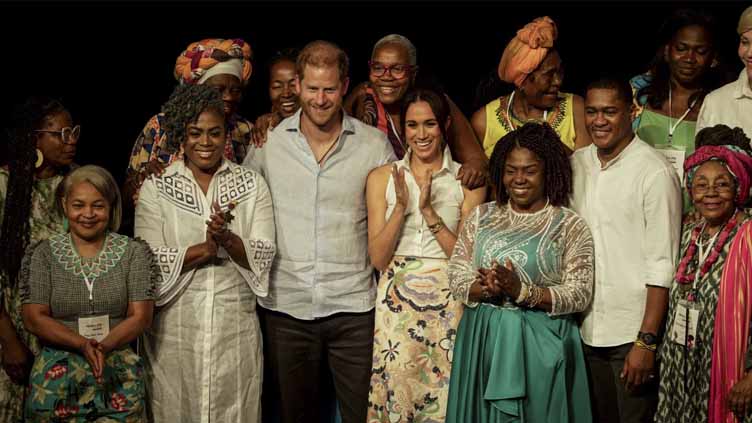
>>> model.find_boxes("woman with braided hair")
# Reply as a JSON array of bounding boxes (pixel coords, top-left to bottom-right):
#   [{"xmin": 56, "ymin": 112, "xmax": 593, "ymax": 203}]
[
  {"xmin": 0, "ymin": 96, "xmax": 78, "ymax": 422},
  {"xmin": 446, "ymin": 122, "xmax": 594, "ymax": 422}
]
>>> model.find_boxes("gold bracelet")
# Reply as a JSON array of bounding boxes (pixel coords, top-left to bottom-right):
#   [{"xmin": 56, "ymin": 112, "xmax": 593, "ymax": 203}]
[
  {"xmin": 634, "ymin": 340, "xmax": 657, "ymax": 352},
  {"xmin": 428, "ymin": 219, "xmax": 445, "ymax": 234}
]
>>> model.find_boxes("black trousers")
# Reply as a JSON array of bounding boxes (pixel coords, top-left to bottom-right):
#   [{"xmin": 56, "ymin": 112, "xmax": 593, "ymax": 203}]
[
  {"xmin": 584, "ymin": 343, "xmax": 659, "ymax": 423},
  {"xmin": 261, "ymin": 307, "xmax": 375, "ymax": 423}
]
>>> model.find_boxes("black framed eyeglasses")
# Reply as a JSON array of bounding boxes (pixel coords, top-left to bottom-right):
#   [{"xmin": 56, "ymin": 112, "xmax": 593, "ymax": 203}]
[
  {"xmin": 368, "ymin": 61, "xmax": 415, "ymax": 79},
  {"xmin": 34, "ymin": 125, "xmax": 80, "ymax": 144}
]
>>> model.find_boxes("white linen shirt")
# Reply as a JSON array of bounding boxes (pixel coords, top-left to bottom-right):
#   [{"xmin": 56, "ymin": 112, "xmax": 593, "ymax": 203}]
[
  {"xmin": 244, "ymin": 109, "xmax": 396, "ymax": 320},
  {"xmin": 386, "ymin": 147, "xmax": 464, "ymax": 259},
  {"xmin": 696, "ymin": 69, "xmax": 752, "ymax": 140},
  {"xmin": 570, "ymin": 135, "xmax": 682, "ymax": 347}
]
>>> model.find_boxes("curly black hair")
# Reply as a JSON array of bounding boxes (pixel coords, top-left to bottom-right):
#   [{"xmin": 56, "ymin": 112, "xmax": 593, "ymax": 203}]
[
  {"xmin": 695, "ymin": 124, "xmax": 752, "ymax": 154},
  {"xmin": 1, "ymin": 96, "xmax": 68, "ymax": 287},
  {"xmin": 160, "ymin": 84, "xmax": 225, "ymax": 153},
  {"xmin": 637, "ymin": 8, "xmax": 721, "ymax": 111},
  {"xmin": 489, "ymin": 122, "xmax": 572, "ymax": 207}
]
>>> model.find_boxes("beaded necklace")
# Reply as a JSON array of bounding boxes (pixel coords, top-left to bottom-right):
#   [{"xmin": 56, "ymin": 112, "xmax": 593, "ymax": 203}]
[{"xmin": 675, "ymin": 211, "xmax": 739, "ymax": 301}]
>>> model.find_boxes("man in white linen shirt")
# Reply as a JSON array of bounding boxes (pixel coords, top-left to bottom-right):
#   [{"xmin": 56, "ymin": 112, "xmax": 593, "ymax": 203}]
[
  {"xmin": 570, "ymin": 77, "xmax": 682, "ymax": 423},
  {"xmin": 243, "ymin": 40, "xmax": 395, "ymax": 423}
]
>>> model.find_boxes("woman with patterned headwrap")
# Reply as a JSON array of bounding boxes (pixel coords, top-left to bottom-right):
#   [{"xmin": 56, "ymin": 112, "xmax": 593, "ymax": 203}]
[
  {"xmin": 656, "ymin": 125, "xmax": 752, "ymax": 423},
  {"xmin": 123, "ymin": 38, "xmax": 255, "ymax": 207},
  {"xmin": 471, "ymin": 16, "xmax": 591, "ymax": 158}
]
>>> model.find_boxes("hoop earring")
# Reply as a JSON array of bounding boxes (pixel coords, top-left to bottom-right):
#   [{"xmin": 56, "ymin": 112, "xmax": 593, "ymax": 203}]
[{"xmin": 35, "ymin": 149, "xmax": 44, "ymax": 169}]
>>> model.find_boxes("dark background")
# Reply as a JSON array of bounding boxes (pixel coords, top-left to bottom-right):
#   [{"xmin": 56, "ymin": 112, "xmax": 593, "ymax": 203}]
[{"xmin": 0, "ymin": 1, "xmax": 748, "ymax": 191}]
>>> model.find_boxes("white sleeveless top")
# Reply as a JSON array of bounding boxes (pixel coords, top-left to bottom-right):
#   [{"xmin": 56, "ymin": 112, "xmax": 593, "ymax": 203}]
[{"xmin": 385, "ymin": 147, "xmax": 465, "ymax": 258}]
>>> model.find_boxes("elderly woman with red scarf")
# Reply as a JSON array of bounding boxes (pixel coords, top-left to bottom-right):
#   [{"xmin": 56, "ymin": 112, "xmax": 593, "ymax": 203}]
[{"xmin": 656, "ymin": 124, "xmax": 752, "ymax": 423}]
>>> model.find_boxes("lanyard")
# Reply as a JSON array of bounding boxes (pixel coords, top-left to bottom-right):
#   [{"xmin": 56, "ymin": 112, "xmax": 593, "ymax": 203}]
[
  {"xmin": 506, "ymin": 91, "xmax": 548, "ymax": 130},
  {"xmin": 83, "ymin": 274, "xmax": 95, "ymax": 301},
  {"xmin": 692, "ymin": 224, "xmax": 720, "ymax": 293},
  {"xmin": 667, "ymin": 85, "xmax": 699, "ymax": 143}
]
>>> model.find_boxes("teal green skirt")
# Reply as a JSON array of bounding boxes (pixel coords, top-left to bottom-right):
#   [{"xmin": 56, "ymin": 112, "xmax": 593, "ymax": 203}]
[
  {"xmin": 446, "ymin": 304, "xmax": 591, "ymax": 423},
  {"xmin": 25, "ymin": 346, "xmax": 146, "ymax": 422}
]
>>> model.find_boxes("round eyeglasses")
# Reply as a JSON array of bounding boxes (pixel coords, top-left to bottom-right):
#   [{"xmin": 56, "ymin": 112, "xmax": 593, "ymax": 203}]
[{"xmin": 34, "ymin": 125, "xmax": 80, "ymax": 144}]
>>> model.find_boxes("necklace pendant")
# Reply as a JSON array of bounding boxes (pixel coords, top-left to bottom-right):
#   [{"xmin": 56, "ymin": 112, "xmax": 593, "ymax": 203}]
[{"xmin": 687, "ymin": 291, "xmax": 696, "ymax": 302}]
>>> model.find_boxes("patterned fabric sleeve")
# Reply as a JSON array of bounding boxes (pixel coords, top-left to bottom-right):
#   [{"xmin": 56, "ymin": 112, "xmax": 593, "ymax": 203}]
[
  {"xmin": 548, "ymin": 213, "xmax": 595, "ymax": 316},
  {"xmin": 233, "ymin": 173, "xmax": 275, "ymax": 297},
  {"xmin": 448, "ymin": 204, "xmax": 484, "ymax": 307},
  {"xmin": 134, "ymin": 176, "xmax": 193, "ymax": 307},
  {"xmin": 126, "ymin": 238, "xmax": 160, "ymax": 302},
  {"xmin": 127, "ymin": 114, "xmax": 166, "ymax": 174},
  {"xmin": 18, "ymin": 241, "xmax": 51, "ymax": 306}
]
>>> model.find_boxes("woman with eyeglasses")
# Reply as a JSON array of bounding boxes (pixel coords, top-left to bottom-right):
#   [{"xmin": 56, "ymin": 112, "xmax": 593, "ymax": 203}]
[
  {"xmin": 656, "ymin": 125, "xmax": 752, "ymax": 422},
  {"xmin": 0, "ymin": 96, "xmax": 79, "ymax": 421},
  {"xmin": 471, "ymin": 17, "xmax": 591, "ymax": 158},
  {"xmin": 344, "ymin": 34, "xmax": 488, "ymax": 190}
]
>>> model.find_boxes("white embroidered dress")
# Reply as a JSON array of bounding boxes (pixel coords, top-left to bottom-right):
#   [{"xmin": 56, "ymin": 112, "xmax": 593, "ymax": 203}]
[{"xmin": 135, "ymin": 159, "xmax": 275, "ymax": 423}]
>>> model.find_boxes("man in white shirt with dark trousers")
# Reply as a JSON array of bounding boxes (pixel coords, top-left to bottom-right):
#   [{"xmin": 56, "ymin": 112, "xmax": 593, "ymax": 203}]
[{"xmin": 570, "ymin": 77, "xmax": 682, "ymax": 423}]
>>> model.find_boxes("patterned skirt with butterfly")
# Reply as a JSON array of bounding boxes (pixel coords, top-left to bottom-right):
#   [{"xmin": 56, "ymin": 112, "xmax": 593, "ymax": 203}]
[
  {"xmin": 367, "ymin": 256, "xmax": 463, "ymax": 423},
  {"xmin": 25, "ymin": 346, "xmax": 146, "ymax": 422}
]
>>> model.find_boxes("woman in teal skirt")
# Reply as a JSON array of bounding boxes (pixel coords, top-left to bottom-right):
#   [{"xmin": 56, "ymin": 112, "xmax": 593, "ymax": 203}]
[{"xmin": 446, "ymin": 122, "xmax": 595, "ymax": 422}]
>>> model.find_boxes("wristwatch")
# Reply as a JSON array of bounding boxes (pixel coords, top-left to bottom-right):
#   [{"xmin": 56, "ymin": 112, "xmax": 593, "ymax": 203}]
[{"xmin": 637, "ymin": 331, "xmax": 659, "ymax": 347}]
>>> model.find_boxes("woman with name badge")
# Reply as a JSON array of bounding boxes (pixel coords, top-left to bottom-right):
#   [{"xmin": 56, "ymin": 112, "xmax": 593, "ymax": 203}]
[
  {"xmin": 656, "ymin": 128, "xmax": 752, "ymax": 422},
  {"xmin": 630, "ymin": 9, "xmax": 723, "ymax": 212},
  {"xmin": 20, "ymin": 165, "xmax": 157, "ymax": 422}
]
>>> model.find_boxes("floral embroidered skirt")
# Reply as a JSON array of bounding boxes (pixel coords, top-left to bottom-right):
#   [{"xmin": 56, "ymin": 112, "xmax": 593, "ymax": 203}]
[
  {"xmin": 25, "ymin": 346, "xmax": 146, "ymax": 422},
  {"xmin": 367, "ymin": 256, "xmax": 463, "ymax": 423}
]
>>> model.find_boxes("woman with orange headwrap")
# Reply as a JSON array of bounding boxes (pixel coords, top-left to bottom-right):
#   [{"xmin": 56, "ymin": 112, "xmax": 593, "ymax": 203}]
[
  {"xmin": 123, "ymin": 38, "xmax": 255, "ymax": 209},
  {"xmin": 471, "ymin": 17, "xmax": 591, "ymax": 157}
]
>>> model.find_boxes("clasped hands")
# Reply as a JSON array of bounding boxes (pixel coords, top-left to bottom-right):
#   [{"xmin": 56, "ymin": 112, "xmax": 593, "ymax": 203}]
[
  {"xmin": 469, "ymin": 259, "xmax": 522, "ymax": 304},
  {"xmin": 78, "ymin": 338, "xmax": 110, "ymax": 384},
  {"xmin": 205, "ymin": 200, "xmax": 237, "ymax": 254}
]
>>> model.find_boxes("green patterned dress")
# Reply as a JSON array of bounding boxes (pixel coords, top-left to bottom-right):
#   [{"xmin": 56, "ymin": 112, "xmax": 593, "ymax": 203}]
[
  {"xmin": 656, "ymin": 215, "xmax": 752, "ymax": 422},
  {"xmin": 19, "ymin": 232, "xmax": 158, "ymax": 422},
  {"xmin": 446, "ymin": 203, "xmax": 595, "ymax": 423},
  {"xmin": 0, "ymin": 169, "xmax": 65, "ymax": 423}
]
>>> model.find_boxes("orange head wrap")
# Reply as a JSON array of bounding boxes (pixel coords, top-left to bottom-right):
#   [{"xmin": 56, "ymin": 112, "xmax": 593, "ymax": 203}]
[
  {"xmin": 174, "ymin": 38, "xmax": 253, "ymax": 86},
  {"xmin": 498, "ymin": 17, "xmax": 558, "ymax": 88}
]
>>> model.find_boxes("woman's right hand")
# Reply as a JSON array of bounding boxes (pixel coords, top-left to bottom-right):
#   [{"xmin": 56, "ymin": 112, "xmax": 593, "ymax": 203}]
[
  {"xmin": 468, "ymin": 269, "xmax": 503, "ymax": 302},
  {"xmin": 78, "ymin": 338, "xmax": 104, "ymax": 381},
  {"xmin": 392, "ymin": 164, "xmax": 409, "ymax": 212}
]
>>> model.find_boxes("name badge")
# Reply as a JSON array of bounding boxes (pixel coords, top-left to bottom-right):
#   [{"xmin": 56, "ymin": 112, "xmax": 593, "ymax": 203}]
[
  {"xmin": 669, "ymin": 300, "xmax": 699, "ymax": 348},
  {"xmin": 653, "ymin": 144, "xmax": 686, "ymax": 186},
  {"xmin": 78, "ymin": 315, "xmax": 110, "ymax": 342}
]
